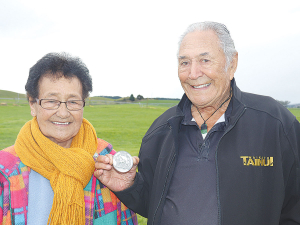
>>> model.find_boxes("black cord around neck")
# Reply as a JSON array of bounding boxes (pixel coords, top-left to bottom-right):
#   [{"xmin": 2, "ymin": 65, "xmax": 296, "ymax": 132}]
[{"xmin": 195, "ymin": 88, "xmax": 232, "ymax": 134}]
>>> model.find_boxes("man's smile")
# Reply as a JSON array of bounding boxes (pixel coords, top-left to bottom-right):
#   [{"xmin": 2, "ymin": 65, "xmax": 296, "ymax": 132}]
[{"xmin": 191, "ymin": 83, "xmax": 211, "ymax": 89}]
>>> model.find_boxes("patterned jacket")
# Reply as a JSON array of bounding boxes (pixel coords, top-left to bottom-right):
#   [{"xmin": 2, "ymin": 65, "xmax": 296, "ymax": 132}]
[{"xmin": 0, "ymin": 139, "xmax": 138, "ymax": 225}]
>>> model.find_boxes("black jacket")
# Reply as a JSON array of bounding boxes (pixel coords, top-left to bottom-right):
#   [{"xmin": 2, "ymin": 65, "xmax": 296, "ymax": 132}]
[{"xmin": 116, "ymin": 79, "xmax": 300, "ymax": 225}]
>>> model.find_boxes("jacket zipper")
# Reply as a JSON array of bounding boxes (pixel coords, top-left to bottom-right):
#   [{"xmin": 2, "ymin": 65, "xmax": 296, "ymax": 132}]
[
  {"xmin": 215, "ymin": 107, "xmax": 246, "ymax": 225},
  {"xmin": 152, "ymin": 123, "xmax": 177, "ymax": 225},
  {"xmin": 0, "ymin": 170, "xmax": 13, "ymax": 224}
]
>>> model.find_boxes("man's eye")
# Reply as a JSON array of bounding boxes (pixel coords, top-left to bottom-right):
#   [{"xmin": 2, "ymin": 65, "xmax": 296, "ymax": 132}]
[
  {"xmin": 201, "ymin": 59, "xmax": 209, "ymax": 63},
  {"xmin": 181, "ymin": 61, "xmax": 189, "ymax": 66}
]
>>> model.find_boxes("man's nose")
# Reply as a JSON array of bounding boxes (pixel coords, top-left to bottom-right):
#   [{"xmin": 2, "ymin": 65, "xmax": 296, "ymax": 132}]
[{"xmin": 189, "ymin": 62, "xmax": 203, "ymax": 79}]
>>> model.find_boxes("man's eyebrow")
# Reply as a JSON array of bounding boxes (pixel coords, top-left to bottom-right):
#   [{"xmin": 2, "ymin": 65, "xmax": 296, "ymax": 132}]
[
  {"xmin": 178, "ymin": 52, "xmax": 209, "ymax": 59},
  {"xmin": 199, "ymin": 52, "xmax": 209, "ymax": 56}
]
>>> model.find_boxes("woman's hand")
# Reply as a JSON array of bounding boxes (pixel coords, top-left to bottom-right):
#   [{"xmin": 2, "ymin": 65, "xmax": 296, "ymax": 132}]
[{"xmin": 94, "ymin": 154, "xmax": 139, "ymax": 192}]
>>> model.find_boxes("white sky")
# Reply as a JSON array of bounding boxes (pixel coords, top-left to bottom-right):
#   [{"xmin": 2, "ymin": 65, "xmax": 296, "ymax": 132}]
[{"xmin": 1, "ymin": 0, "xmax": 300, "ymax": 103}]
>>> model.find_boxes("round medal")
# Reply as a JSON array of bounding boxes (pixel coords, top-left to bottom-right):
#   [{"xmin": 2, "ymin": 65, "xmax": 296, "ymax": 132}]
[{"xmin": 113, "ymin": 151, "xmax": 133, "ymax": 173}]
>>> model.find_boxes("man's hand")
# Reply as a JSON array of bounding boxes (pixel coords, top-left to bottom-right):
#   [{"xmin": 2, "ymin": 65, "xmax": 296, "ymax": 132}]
[{"xmin": 94, "ymin": 154, "xmax": 139, "ymax": 192}]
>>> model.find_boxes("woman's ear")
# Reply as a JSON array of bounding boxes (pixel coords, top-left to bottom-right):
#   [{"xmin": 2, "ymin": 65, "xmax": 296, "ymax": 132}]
[{"xmin": 28, "ymin": 97, "xmax": 37, "ymax": 117}]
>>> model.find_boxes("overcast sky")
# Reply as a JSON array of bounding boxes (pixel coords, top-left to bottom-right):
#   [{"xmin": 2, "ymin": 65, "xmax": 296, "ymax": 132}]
[{"xmin": 1, "ymin": 0, "xmax": 299, "ymax": 103}]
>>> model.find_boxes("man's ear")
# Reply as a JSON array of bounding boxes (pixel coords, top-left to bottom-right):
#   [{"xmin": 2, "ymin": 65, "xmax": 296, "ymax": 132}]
[{"xmin": 229, "ymin": 52, "xmax": 238, "ymax": 80}]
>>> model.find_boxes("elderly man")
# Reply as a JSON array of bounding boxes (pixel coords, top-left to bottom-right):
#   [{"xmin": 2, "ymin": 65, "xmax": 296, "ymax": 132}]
[{"xmin": 95, "ymin": 21, "xmax": 300, "ymax": 224}]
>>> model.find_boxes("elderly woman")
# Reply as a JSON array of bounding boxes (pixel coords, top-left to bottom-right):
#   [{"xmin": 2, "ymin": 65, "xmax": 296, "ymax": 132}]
[{"xmin": 0, "ymin": 53, "xmax": 137, "ymax": 225}]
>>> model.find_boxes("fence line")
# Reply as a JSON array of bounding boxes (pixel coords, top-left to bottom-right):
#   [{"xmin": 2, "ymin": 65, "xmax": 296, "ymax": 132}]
[
  {"xmin": 0, "ymin": 98, "xmax": 28, "ymax": 105},
  {"xmin": 87, "ymin": 100, "xmax": 177, "ymax": 107},
  {"xmin": 0, "ymin": 98, "xmax": 178, "ymax": 107}
]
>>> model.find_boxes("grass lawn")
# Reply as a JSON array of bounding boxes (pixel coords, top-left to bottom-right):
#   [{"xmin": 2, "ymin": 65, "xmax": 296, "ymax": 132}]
[
  {"xmin": 289, "ymin": 108, "xmax": 300, "ymax": 122},
  {"xmin": 83, "ymin": 104, "xmax": 169, "ymax": 157},
  {"xmin": 1, "ymin": 104, "xmax": 299, "ymax": 225}
]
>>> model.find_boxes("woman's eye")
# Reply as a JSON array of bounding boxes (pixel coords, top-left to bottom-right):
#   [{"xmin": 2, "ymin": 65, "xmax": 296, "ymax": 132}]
[
  {"xmin": 46, "ymin": 100, "xmax": 57, "ymax": 104},
  {"xmin": 69, "ymin": 101, "xmax": 79, "ymax": 105}
]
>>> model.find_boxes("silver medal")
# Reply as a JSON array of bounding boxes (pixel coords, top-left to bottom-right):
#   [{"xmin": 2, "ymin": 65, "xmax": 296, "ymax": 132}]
[{"xmin": 113, "ymin": 151, "xmax": 133, "ymax": 173}]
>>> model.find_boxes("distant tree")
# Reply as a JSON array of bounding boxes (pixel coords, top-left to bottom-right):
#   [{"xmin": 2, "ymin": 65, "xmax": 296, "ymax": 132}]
[
  {"xmin": 276, "ymin": 100, "xmax": 290, "ymax": 107},
  {"xmin": 129, "ymin": 94, "xmax": 135, "ymax": 101},
  {"xmin": 137, "ymin": 94, "xmax": 144, "ymax": 100}
]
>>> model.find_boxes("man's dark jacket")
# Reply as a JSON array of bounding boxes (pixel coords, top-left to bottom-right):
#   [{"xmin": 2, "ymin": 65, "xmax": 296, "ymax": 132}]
[{"xmin": 116, "ymin": 79, "xmax": 300, "ymax": 225}]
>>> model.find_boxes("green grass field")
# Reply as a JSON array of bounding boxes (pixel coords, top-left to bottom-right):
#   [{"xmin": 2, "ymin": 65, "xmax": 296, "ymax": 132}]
[
  {"xmin": 289, "ymin": 108, "xmax": 300, "ymax": 122},
  {"xmin": 1, "ymin": 103, "xmax": 300, "ymax": 224}
]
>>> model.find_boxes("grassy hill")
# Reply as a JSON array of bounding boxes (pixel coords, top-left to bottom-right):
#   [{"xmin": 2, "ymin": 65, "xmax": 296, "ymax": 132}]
[
  {"xmin": 0, "ymin": 90, "xmax": 179, "ymax": 103},
  {"xmin": 0, "ymin": 90, "xmax": 26, "ymax": 98},
  {"xmin": 89, "ymin": 96, "xmax": 119, "ymax": 101},
  {"xmin": 0, "ymin": 90, "xmax": 118, "ymax": 101},
  {"xmin": 0, "ymin": 90, "xmax": 180, "ymax": 108}
]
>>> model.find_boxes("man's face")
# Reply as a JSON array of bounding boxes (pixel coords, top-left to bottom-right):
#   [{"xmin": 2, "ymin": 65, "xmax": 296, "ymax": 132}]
[{"xmin": 178, "ymin": 30, "xmax": 237, "ymax": 108}]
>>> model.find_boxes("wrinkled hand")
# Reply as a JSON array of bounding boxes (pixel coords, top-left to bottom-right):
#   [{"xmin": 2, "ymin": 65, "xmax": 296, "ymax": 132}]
[{"xmin": 94, "ymin": 154, "xmax": 139, "ymax": 192}]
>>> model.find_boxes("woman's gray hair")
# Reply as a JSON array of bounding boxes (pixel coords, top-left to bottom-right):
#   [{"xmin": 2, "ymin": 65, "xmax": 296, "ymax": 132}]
[{"xmin": 178, "ymin": 21, "xmax": 237, "ymax": 70}]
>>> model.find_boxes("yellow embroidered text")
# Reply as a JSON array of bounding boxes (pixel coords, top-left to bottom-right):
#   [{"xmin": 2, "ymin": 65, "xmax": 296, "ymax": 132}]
[{"xmin": 240, "ymin": 156, "xmax": 273, "ymax": 166}]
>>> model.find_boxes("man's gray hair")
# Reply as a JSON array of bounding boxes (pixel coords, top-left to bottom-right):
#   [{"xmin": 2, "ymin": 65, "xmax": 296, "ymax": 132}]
[{"xmin": 178, "ymin": 21, "xmax": 237, "ymax": 69}]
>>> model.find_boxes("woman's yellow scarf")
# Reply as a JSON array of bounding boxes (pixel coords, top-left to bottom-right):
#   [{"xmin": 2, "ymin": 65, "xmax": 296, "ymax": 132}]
[{"xmin": 15, "ymin": 117, "xmax": 98, "ymax": 225}]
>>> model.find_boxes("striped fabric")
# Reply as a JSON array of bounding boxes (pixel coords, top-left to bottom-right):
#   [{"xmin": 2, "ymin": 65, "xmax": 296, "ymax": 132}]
[
  {"xmin": 0, "ymin": 148, "xmax": 29, "ymax": 225},
  {"xmin": 0, "ymin": 139, "xmax": 138, "ymax": 225}
]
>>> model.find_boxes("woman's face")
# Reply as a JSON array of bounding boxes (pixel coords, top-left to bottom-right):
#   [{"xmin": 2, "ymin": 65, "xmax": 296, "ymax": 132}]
[{"xmin": 29, "ymin": 74, "xmax": 84, "ymax": 148}]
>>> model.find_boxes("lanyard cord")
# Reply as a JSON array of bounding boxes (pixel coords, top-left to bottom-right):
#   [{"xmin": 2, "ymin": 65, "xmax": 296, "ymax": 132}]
[{"xmin": 195, "ymin": 88, "xmax": 232, "ymax": 134}]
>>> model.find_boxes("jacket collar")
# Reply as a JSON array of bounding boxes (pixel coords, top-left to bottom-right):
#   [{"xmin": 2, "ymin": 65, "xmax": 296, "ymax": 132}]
[{"xmin": 230, "ymin": 78, "xmax": 247, "ymax": 126}]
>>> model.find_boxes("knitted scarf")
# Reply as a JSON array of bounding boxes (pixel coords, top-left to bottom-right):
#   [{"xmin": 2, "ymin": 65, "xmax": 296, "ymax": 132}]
[{"xmin": 15, "ymin": 117, "xmax": 98, "ymax": 225}]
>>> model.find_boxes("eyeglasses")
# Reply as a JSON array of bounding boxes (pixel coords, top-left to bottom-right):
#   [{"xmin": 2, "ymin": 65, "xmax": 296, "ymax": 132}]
[{"xmin": 36, "ymin": 99, "xmax": 85, "ymax": 111}]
